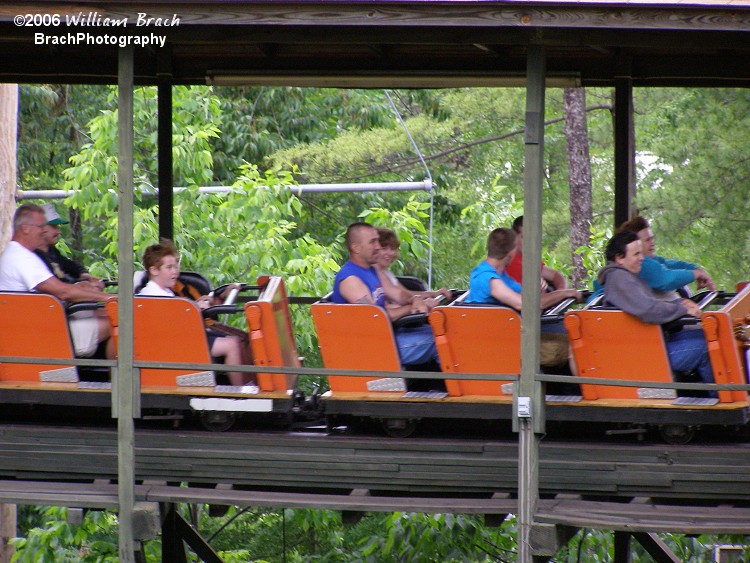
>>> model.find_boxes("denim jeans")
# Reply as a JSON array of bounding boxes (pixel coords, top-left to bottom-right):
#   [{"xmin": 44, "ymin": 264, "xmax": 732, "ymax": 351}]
[
  {"xmin": 665, "ymin": 329, "xmax": 716, "ymax": 396},
  {"xmin": 395, "ymin": 324, "xmax": 439, "ymax": 367}
]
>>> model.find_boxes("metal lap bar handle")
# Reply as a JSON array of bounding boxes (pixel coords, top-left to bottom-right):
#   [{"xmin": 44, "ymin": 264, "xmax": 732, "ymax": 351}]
[
  {"xmin": 543, "ymin": 297, "xmax": 576, "ymax": 317},
  {"xmin": 694, "ymin": 290, "xmax": 719, "ymax": 310},
  {"xmin": 202, "ymin": 304, "xmax": 243, "ymax": 318},
  {"xmin": 66, "ymin": 301, "xmax": 105, "ymax": 315},
  {"xmin": 213, "ymin": 283, "xmax": 264, "ymax": 305}
]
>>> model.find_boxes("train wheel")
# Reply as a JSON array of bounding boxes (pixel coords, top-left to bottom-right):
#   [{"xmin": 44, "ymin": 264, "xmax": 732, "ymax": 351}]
[
  {"xmin": 659, "ymin": 424, "xmax": 695, "ymax": 445},
  {"xmin": 380, "ymin": 418, "xmax": 418, "ymax": 438},
  {"xmin": 200, "ymin": 411, "xmax": 236, "ymax": 432}
]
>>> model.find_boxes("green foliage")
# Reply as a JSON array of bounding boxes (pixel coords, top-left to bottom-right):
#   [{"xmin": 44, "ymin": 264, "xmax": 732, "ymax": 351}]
[
  {"xmin": 18, "ymin": 85, "xmax": 109, "ymax": 192},
  {"xmin": 10, "ymin": 507, "xmax": 146, "ymax": 562},
  {"xmin": 359, "ymin": 197, "xmax": 432, "ymax": 278},
  {"xmin": 213, "ymin": 87, "xmax": 396, "ymax": 182},
  {"xmin": 573, "ymin": 224, "xmax": 613, "ymax": 288},
  {"xmin": 357, "ymin": 512, "xmax": 516, "ymax": 562},
  {"xmin": 633, "ymin": 88, "xmax": 750, "ymax": 289},
  {"xmin": 460, "ymin": 178, "xmax": 523, "ymax": 260}
]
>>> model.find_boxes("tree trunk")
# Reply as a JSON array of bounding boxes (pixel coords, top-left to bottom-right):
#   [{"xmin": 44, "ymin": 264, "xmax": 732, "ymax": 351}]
[
  {"xmin": 0, "ymin": 83, "xmax": 18, "ymax": 563},
  {"xmin": 563, "ymin": 87, "xmax": 593, "ymax": 288},
  {"xmin": 0, "ymin": 84, "xmax": 18, "ymax": 252}
]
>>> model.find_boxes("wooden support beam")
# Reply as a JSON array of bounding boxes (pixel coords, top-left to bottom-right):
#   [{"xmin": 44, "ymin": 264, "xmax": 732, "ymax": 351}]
[
  {"xmin": 518, "ymin": 42, "xmax": 546, "ymax": 563},
  {"xmin": 631, "ymin": 532, "xmax": 681, "ymax": 563},
  {"xmin": 530, "ymin": 522, "xmax": 578, "ymax": 559},
  {"xmin": 614, "ymin": 531, "xmax": 632, "ymax": 563},
  {"xmin": 161, "ymin": 503, "xmax": 189, "ymax": 563},
  {"xmin": 485, "ymin": 493, "xmax": 511, "ymax": 527},
  {"xmin": 613, "ymin": 73, "xmax": 635, "ymax": 228},
  {"xmin": 163, "ymin": 503, "xmax": 224, "ymax": 563},
  {"xmin": 157, "ymin": 48, "xmax": 174, "ymax": 241},
  {"xmin": 116, "ymin": 43, "xmax": 137, "ymax": 563},
  {"xmin": 342, "ymin": 489, "xmax": 370, "ymax": 525}
]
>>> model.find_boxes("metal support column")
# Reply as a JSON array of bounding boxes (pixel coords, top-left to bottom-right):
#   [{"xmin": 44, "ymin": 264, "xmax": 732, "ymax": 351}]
[
  {"xmin": 613, "ymin": 75, "xmax": 635, "ymax": 228},
  {"xmin": 157, "ymin": 49, "xmax": 174, "ymax": 241},
  {"xmin": 116, "ymin": 45, "xmax": 138, "ymax": 563},
  {"xmin": 518, "ymin": 43, "xmax": 546, "ymax": 563}
]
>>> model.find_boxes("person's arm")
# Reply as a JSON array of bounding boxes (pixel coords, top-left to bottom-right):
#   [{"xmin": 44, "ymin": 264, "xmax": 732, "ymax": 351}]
[
  {"xmin": 542, "ymin": 265, "xmax": 568, "ymax": 290},
  {"xmin": 539, "ymin": 288, "xmax": 582, "ymax": 309},
  {"xmin": 653, "ymin": 256, "xmax": 715, "ymax": 290},
  {"xmin": 605, "ymin": 268, "xmax": 686, "ymax": 324},
  {"xmin": 375, "ymin": 266, "xmax": 412, "ymax": 306},
  {"xmin": 36, "ymin": 276, "xmax": 109, "ymax": 303},
  {"xmin": 639, "ymin": 258, "xmax": 700, "ymax": 293},
  {"xmin": 339, "ymin": 274, "xmax": 425, "ymax": 320},
  {"xmin": 489, "ymin": 278, "xmax": 522, "ymax": 310}
]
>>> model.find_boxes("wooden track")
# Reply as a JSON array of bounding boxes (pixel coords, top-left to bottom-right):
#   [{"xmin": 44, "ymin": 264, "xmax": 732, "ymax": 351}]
[{"xmin": 1, "ymin": 424, "xmax": 750, "ymax": 533}]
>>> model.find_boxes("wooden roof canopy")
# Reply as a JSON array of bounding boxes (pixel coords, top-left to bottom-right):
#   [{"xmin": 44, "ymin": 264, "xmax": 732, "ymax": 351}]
[{"xmin": 1, "ymin": 0, "xmax": 749, "ymax": 87}]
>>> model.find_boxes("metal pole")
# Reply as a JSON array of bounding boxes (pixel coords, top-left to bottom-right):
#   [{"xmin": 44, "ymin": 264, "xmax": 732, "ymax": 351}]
[
  {"xmin": 518, "ymin": 43, "xmax": 546, "ymax": 563},
  {"xmin": 18, "ymin": 180, "xmax": 434, "ymax": 200},
  {"xmin": 117, "ymin": 44, "xmax": 137, "ymax": 563}
]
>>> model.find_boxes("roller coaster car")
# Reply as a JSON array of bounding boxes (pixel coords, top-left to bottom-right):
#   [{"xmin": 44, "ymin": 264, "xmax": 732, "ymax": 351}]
[
  {"xmin": 428, "ymin": 305, "xmax": 519, "ymax": 397},
  {"xmin": 106, "ymin": 295, "xmax": 218, "ymax": 388},
  {"xmin": 0, "ymin": 292, "xmax": 79, "ymax": 384},
  {"xmin": 564, "ymin": 309, "xmax": 681, "ymax": 401},
  {"xmin": 701, "ymin": 283, "xmax": 750, "ymax": 402},
  {"xmin": 244, "ymin": 275, "xmax": 300, "ymax": 392},
  {"xmin": 311, "ymin": 301, "xmax": 404, "ymax": 394},
  {"xmin": 106, "ymin": 276, "xmax": 298, "ymax": 393},
  {"xmin": 564, "ymin": 286, "xmax": 749, "ymax": 405}
]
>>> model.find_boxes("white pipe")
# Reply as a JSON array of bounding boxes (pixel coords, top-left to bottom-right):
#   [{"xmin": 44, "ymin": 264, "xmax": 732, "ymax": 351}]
[{"xmin": 17, "ymin": 180, "xmax": 433, "ymax": 200}]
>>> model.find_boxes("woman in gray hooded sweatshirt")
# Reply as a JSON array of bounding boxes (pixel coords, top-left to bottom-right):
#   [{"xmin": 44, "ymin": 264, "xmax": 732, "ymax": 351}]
[{"xmin": 598, "ymin": 231, "xmax": 715, "ymax": 396}]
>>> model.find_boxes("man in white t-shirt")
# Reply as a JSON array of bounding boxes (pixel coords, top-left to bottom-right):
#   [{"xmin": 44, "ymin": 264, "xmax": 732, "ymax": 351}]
[{"xmin": 0, "ymin": 203, "xmax": 113, "ymax": 357}]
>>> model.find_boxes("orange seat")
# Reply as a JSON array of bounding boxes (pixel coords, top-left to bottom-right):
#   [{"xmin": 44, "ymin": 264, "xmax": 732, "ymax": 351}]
[
  {"xmin": 701, "ymin": 283, "xmax": 750, "ymax": 403},
  {"xmin": 244, "ymin": 276, "xmax": 299, "ymax": 392},
  {"xmin": 737, "ymin": 281, "xmax": 748, "ymax": 292},
  {"xmin": 106, "ymin": 296, "xmax": 214, "ymax": 387},
  {"xmin": 428, "ymin": 306, "xmax": 519, "ymax": 397},
  {"xmin": 564, "ymin": 309, "xmax": 675, "ymax": 400},
  {"xmin": 0, "ymin": 292, "xmax": 77, "ymax": 382},
  {"xmin": 311, "ymin": 303, "xmax": 401, "ymax": 393}
]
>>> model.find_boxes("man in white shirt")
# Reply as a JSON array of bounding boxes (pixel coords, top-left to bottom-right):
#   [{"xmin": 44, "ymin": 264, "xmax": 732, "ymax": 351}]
[{"xmin": 0, "ymin": 203, "xmax": 113, "ymax": 357}]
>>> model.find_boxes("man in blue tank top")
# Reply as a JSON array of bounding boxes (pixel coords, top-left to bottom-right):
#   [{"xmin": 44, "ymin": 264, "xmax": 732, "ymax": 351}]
[{"xmin": 332, "ymin": 222, "xmax": 438, "ymax": 367}]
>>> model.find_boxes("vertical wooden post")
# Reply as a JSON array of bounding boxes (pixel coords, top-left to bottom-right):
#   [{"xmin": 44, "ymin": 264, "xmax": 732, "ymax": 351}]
[
  {"xmin": 117, "ymin": 45, "xmax": 137, "ymax": 563},
  {"xmin": 157, "ymin": 49, "xmax": 174, "ymax": 241},
  {"xmin": 614, "ymin": 531, "xmax": 632, "ymax": 563},
  {"xmin": 0, "ymin": 84, "xmax": 18, "ymax": 250},
  {"xmin": 0, "ymin": 83, "xmax": 19, "ymax": 563},
  {"xmin": 518, "ymin": 44, "xmax": 546, "ymax": 563},
  {"xmin": 614, "ymin": 76, "xmax": 635, "ymax": 228}
]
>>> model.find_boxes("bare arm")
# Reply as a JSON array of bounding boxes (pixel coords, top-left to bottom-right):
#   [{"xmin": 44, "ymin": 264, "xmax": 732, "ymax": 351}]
[
  {"xmin": 489, "ymin": 278, "xmax": 523, "ymax": 310},
  {"xmin": 375, "ymin": 266, "xmax": 412, "ymax": 305},
  {"xmin": 539, "ymin": 288, "xmax": 582, "ymax": 309},
  {"xmin": 542, "ymin": 265, "xmax": 568, "ymax": 290},
  {"xmin": 340, "ymin": 274, "xmax": 427, "ymax": 321},
  {"xmin": 36, "ymin": 276, "xmax": 110, "ymax": 303}
]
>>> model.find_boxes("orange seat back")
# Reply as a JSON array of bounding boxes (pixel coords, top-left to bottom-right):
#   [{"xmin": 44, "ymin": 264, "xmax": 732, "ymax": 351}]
[
  {"xmin": 702, "ymin": 284, "xmax": 750, "ymax": 402},
  {"xmin": 244, "ymin": 276, "xmax": 299, "ymax": 392},
  {"xmin": 564, "ymin": 310, "xmax": 673, "ymax": 400},
  {"xmin": 106, "ymin": 296, "xmax": 212, "ymax": 387},
  {"xmin": 428, "ymin": 306, "xmax": 519, "ymax": 397},
  {"xmin": 737, "ymin": 281, "xmax": 748, "ymax": 292},
  {"xmin": 311, "ymin": 303, "xmax": 400, "ymax": 393},
  {"xmin": 0, "ymin": 292, "xmax": 76, "ymax": 382}
]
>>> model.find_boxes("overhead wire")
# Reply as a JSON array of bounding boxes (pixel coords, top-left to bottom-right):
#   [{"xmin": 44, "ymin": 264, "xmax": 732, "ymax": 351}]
[{"xmin": 383, "ymin": 89, "xmax": 435, "ymax": 288}]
